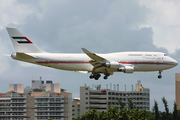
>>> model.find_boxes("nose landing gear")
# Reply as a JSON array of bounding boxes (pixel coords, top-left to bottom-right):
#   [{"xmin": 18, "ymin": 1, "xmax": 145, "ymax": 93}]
[{"xmin": 158, "ymin": 71, "xmax": 162, "ymax": 79}]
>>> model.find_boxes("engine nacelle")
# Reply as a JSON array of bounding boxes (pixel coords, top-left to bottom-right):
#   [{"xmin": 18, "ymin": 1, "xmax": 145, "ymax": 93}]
[
  {"xmin": 105, "ymin": 61, "xmax": 120, "ymax": 69},
  {"xmin": 117, "ymin": 66, "xmax": 134, "ymax": 73}
]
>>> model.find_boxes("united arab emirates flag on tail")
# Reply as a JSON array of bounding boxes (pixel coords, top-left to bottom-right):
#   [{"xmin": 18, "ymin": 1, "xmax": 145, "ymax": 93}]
[{"xmin": 12, "ymin": 37, "xmax": 32, "ymax": 44}]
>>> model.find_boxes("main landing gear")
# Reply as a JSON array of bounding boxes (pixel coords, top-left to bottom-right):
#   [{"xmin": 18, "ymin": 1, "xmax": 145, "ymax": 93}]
[
  {"xmin": 158, "ymin": 71, "xmax": 162, "ymax": 79},
  {"xmin": 89, "ymin": 73, "xmax": 101, "ymax": 80},
  {"xmin": 104, "ymin": 73, "xmax": 110, "ymax": 80},
  {"xmin": 89, "ymin": 73, "xmax": 110, "ymax": 80}
]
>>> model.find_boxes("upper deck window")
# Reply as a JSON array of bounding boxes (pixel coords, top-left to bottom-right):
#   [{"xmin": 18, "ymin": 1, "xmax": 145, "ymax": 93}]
[{"xmin": 164, "ymin": 54, "xmax": 167, "ymax": 56}]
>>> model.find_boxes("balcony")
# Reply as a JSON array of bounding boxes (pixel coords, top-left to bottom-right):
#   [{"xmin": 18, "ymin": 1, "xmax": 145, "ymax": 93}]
[
  {"xmin": 49, "ymin": 100, "xmax": 64, "ymax": 103},
  {"xmin": 90, "ymin": 104, "xmax": 107, "ymax": 108},
  {"xmin": 49, "ymin": 109, "xmax": 64, "ymax": 112},
  {"xmin": 90, "ymin": 100, "xmax": 107, "ymax": 103},
  {"xmin": 49, "ymin": 113, "xmax": 64, "ymax": 116},
  {"xmin": 11, "ymin": 113, "xmax": 27, "ymax": 116},
  {"xmin": 11, "ymin": 109, "xmax": 26, "ymax": 112},
  {"xmin": 11, "ymin": 105, "xmax": 27, "ymax": 107},
  {"xmin": 35, "ymin": 100, "xmax": 49, "ymax": 103},
  {"xmin": 34, "ymin": 105, "xmax": 49, "ymax": 107},
  {"xmin": 35, "ymin": 96, "xmax": 64, "ymax": 98},
  {"xmin": 35, "ymin": 113, "xmax": 49, "ymax": 116},
  {"xmin": 0, "ymin": 113, "xmax": 27, "ymax": 116},
  {"xmin": 49, "ymin": 104, "xmax": 64, "ymax": 107},
  {"xmin": 35, "ymin": 118, "xmax": 64, "ymax": 120},
  {"xmin": 11, "ymin": 100, "xmax": 26, "ymax": 103}
]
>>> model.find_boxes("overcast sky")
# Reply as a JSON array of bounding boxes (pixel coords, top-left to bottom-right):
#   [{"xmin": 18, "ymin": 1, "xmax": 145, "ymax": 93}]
[{"xmin": 0, "ymin": 0, "xmax": 180, "ymax": 111}]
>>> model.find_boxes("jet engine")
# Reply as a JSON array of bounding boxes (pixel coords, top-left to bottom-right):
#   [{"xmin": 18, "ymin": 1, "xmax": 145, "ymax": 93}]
[
  {"xmin": 117, "ymin": 66, "xmax": 134, "ymax": 73},
  {"xmin": 104, "ymin": 61, "xmax": 120, "ymax": 69}
]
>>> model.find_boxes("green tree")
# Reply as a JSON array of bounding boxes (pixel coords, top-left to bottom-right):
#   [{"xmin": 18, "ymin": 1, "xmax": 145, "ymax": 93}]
[
  {"xmin": 162, "ymin": 96, "xmax": 170, "ymax": 120},
  {"xmin": 117, "ymin": 98, "xmax": 125, "ymax": 109},
  {"xmin": 128, "ymin": 98, "xmax": 134, "ymax": 110},
  {"xmin": 145, "ymin": 111, "xmax": 155, "ymax": 120},
  {"xmin": 160, "ymin": 111, "xmax": 166, "ymax": 120},
  {"xmin": 173, "ymin": 101, "xmax": 178, "ymax": 120},
  {"xmin": 28, "ymin": 91, "xmax": 32, "ymax": 96},
  {"xmin": 75, "ymin": 106, "xmax": 149, "ymax": 120},
  {"xmin": 152, "ymin": 100, "xmax": 159, "ymax": 120},
  {"xmin": 47, "ymin": 118, "xmax": 53, "ymax": 120},
  {"xmin": 81, "ymin": 109, "xmax": 98, "ymax": 120}
]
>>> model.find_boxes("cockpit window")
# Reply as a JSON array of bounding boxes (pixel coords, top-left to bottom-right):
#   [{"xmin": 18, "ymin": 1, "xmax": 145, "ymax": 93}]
[{"xmin": 164, "ymin": 54, "xmax": 167, "ymax": 56}]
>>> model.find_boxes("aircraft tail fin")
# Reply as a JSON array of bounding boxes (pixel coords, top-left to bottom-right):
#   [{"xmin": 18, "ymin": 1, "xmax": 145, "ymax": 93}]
[{"xmin": 6, "ymin": 27, "xmax": 44, "ymax": 53}]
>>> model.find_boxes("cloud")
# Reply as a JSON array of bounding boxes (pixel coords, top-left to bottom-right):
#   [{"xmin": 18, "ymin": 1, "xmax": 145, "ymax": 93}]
[
  {"xmin": 0, "ymin": 0, "xmax": 36, "ymax": 30},
  {"xmin": 0, "ymin": 0, "xmax": 179, "ymax": 111},
  {"xmin": 139, "ymin": 0, "xmax": 180, "ymax": 53},
  {"xmin": 0, "ymin": 38, "xmax": 11, "ymax": 73}
]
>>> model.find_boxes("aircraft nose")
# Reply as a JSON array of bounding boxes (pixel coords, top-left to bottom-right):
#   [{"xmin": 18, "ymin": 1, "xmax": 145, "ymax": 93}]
[{"xmin": 173, "ymin": 59, "xmax": 178, "ymax": 66}]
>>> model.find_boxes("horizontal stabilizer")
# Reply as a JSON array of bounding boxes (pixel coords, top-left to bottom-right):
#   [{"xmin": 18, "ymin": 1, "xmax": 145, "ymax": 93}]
[{"xmin": 16, "ymin": 53, "xmax": 37, "ymax": 59}]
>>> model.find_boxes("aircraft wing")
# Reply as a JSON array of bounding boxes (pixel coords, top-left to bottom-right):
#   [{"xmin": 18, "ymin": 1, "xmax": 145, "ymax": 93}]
[
  {"xmin": 81, "ymin": 48, "xmax": 106, "ymax": 62},
  {"xmin": 82, "ymin": 48, "xmax": 126, "ymax": 74},
  {"xmin": 82, "ymin": 48, "xmax": 109, "ymax": 73}
]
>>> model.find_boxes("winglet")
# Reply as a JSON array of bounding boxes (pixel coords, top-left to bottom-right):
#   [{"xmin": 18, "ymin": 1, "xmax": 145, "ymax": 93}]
[{"xmin": 81, "ymin": 48, "xmax": 91, "ymax": 54}]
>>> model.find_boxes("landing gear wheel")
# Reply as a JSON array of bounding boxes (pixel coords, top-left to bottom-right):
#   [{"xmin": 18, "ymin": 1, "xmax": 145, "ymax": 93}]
[
  {"xmin": 89, "ymin": 75, "xmax": 94, "ymax": 79},
  {"xmin": 104, "ymin": 76, "xmax": 108, "ymax": 79},
  {"xmin": 103, "ymin": 72, "xmax": 110, "ymax": 80},
  {"xmin": 158, "ymin": 75, "xmax": 162, "ymax": 79},
  {"xmin": 94, "ymin": 74, "xmax": 101, "ymax": 80},
  {"xmin": 106, "ymin": 73, "xmax": 110, "ymax": 76},
  {"xmin": 158, "ymin": 71, "xmax": 162, "ymax": 79}
]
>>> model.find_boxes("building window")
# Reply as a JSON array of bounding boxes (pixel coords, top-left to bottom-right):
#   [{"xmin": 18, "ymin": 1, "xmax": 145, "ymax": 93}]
[
  {"xmin": 86, "ymin": 97, "xmax": 88, "ymax": 100},
  {"xmin": 86, "ymin": 107, "xmax": 88, "ymax": 109},
  {"xmin": 86, "ymin": 102, "xmax": 88, "ymax": 104},
  {"xmin": 72, "ymin": 114, "xmax": 75, "ymax": 115},
  {"xmin": 86, "ymin": 88, "xmax": 88, "ymax": 90},
  {"xmin": 86, "ymin": 93, "xmax": 88, "ymax": 95},
  {"xmin": 72, "ymin": 105, "xmax": 75, "ymax": 107},
  {"xmin": 72, "ymin": 109, "xmax": 75, "ymax": 111}
]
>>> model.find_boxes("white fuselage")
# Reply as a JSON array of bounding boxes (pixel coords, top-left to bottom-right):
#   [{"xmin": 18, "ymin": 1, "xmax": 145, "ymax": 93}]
[{"xmin": 12, "ymin": 51, "xmax": 178, "ymax": 73}]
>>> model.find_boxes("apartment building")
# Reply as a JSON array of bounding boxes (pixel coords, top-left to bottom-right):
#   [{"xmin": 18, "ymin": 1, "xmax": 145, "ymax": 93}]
[
  {"xmin": 72, "ymin": 97, "xmax": 80, "ymax": 120},
  {"xmin": 176, "ymin": 73, "xmax": 180, "ymax": 110},
  {"xmin": 0, "ymin": 78, "xmax": 72, "ymax": 120},
  {"xmin": 80, "ymin": 81, "xmax": 150, "ymax": 115}
]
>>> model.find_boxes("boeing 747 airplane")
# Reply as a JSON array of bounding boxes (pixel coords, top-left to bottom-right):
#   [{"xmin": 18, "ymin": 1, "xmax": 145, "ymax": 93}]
[{"xmin": 6, "ymin": 27, "xmax": 178, "ymax": 80}]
